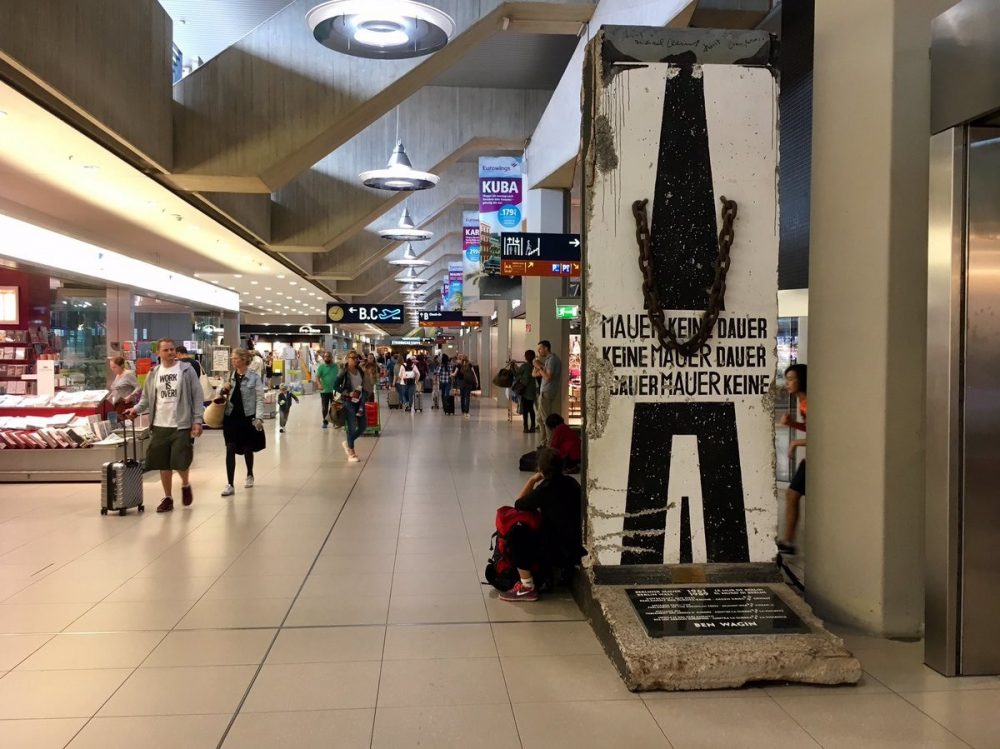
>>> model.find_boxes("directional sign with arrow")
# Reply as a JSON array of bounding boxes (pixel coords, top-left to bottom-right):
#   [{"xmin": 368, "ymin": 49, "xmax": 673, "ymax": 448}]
[
  {"xmin": 327, "ymin": 303, "xmax": 404, "ymax": 325},
  {"xmin": 499, "ymin": 232, "xmax": 582, "ymax": 277}
]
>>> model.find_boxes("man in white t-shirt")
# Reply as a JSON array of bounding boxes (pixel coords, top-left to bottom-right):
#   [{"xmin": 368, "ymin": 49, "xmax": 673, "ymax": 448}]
[{"xmin": 127, "ymin": 338, "xmax": 205, "ymax": 513}]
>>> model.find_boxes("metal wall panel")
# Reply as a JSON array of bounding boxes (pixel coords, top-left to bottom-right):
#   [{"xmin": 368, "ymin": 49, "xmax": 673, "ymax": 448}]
[
  {"xmin": 960, "ymin": 128, "xmax": 1000, "ymax": 674},
  {"xmin": 924, "ymin": 127, "xmax": 965, "ymax": 676}
]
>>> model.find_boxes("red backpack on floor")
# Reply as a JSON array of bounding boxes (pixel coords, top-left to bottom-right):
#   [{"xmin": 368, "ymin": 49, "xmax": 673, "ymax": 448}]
[{"xmin": 484, "ymin": 506, "xmax": 543, "ymax": 591}]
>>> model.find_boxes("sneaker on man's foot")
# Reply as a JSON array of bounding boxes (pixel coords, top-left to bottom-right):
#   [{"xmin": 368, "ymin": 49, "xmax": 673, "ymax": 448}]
[
  {"xmin": 347, "ymin": 454, "xmax": 361, "ymax": 463},
  {"xmin": 181, "ymin": 485, "xmax": 193, "ymax": 506},
  {"xmin": 499, "ymin": 581, "xmax": 538, "ymax": 602},
  {"xmin": 322, "ymin": 420, "xmax": 329, "ymax": 429},
  {"xmin": 221, "ymin": 484, "xmax": 235, "ymax": 497},
  {"xmin": 156, "ymin": 497, "xmax": 174, "ymax": 513},
  {"xmin": 776, "ymin": 539, "xmax": 797, "ymax": 556},
  {"xmin": 244, "ymin": 476, "xmax": 254, "ymax": 489}
]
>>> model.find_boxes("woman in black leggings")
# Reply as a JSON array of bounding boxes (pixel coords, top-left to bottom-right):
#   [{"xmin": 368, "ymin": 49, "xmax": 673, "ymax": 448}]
[
  {"xmin": 517, "ymin": 350, "xmax": 537, "ymax": 433},
  {"xmin": 220, "ymin": 348, "xmax": 266, "ymax": 498}
]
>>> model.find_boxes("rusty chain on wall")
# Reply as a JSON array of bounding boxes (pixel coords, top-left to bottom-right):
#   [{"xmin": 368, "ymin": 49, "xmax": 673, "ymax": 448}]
[{"xmin": 632, "ymin": 196, "xmax": 739, "ymax": 358}]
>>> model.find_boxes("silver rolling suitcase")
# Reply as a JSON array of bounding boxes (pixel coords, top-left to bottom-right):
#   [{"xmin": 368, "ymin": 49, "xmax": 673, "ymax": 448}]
[{"xmin": 101, "ymin": 420, "xmax": 144, "ymax": 516}]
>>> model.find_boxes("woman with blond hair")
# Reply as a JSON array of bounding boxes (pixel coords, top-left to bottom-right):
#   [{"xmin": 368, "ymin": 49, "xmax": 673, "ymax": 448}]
[{"xmin": 219, "ymin": 348, "xmax": 266, "ymax": 497}]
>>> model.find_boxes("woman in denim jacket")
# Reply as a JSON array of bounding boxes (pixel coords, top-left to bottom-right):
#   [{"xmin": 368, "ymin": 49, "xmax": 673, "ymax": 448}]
[{"xmin": 220, "ymin": 348, "xmax": 266, "ymax": 497}]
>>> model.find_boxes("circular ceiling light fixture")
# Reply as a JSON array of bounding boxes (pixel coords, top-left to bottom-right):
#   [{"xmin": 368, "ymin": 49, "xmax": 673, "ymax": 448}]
[
  {"xmin": 388, "ymin": 242, "xmax": 432, "ymax": 266},
  {"xmin": 395, "ymin": 267, "xmax": 428, "ymax": 285},
  {"xmin": 379, "ymin": 207, "xmax": 432, "ymax": 242},
  {"xmin": 306, "ymin": 0, "xmax": 455, "ymax": 60},
  {"xmin": 360, "ymin": 141, "xmax": 438, "ymax": 191}
]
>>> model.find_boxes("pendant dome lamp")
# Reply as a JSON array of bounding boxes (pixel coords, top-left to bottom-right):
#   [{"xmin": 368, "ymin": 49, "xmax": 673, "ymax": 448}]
[
  {"xmin": 388, "ymin": 242, "xmax": 431, "ymax": 266},
  {"xmin": 395, "ymin": 267, "xmax": 429, "ymax": 285},
  {"xmin": 307, "ymin": 0, "xmax": 456, "ymax": 60},
  {"xmin": 361, "ymin": 106, "xmax": 439, "ymax": 191},
  {"xmin": 379, "ymin": 206, "xmax": 432, "ymax": 242}
]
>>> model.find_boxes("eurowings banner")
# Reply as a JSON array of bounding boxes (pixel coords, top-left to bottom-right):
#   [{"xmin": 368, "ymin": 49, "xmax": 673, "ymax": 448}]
[
  {"xmin": 461, "ymin": 210, "xmax": 481, "ymax": 306},
  {"xmin": 478, "ymin": 156, "xmax": 523, "ymax": 300}
]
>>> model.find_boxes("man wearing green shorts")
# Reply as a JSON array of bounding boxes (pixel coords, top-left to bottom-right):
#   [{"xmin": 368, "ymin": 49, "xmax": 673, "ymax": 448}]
[{"xmin": 126, "ymin": 338, "xmax": 205, "ymax": 513}]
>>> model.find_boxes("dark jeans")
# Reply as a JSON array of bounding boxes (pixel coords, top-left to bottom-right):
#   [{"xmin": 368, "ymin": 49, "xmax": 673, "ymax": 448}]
[
  {"xmin": 521, "ymin": 398, "xmax": 536, "ymax": 430},
  {"xmin": 440, "ymin": 382, "xmax": 452, "ymax": 401},
  {"xmin": 279, "ymin": 407, "xmax": 290, "ymax": 428},
  {"xmin": 506, "ymin": 523, "xmax": 544, "ymax": 572},
  {"xmin": 344, "ymin": 397, "xmax": 367, "ymax": 450},
  {"xmin": 459, "ymin": 387, "xmax": 473, "ymax": 414},
  {"xmin": 403, "ymin": 382, "xmax": 415, "ymax": 408},
  {"xmin": 320, "ymin": 392, "xmax": 333, "ymax": 424}
]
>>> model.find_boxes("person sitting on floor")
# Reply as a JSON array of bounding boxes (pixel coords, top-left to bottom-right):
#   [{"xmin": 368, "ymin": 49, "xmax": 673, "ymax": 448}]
[
  {"xmin": 500, "ymin": 448, "xmax": 584, "ymax": 603},
  {"xmin": 545, "ymin": 413, "xmax": 581, "ymax": 473}
]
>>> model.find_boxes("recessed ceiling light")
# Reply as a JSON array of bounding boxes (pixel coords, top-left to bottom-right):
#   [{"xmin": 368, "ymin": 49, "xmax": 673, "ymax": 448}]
[
  {"xmin": 233, "ymin": 274, "xmax": 242, "ymax": 278},
  {"xmin": 277, "ymin": 274, "xmax": 286, "ymax": 279},
  {"xmin": 289, "ymin": 281, "xmax": 297, "ymax": 286},
  {"xmin": 227, "ymin": 286, "xmax": 236, "ymax": 290},
  {"xmin": 306, "ymin": 0, "xmax": 455, "ymax": 60},
  {"xmin": 250, "ymin": 281, "xmax": 258, "ymax": 285},
  {"xmin": 265, "ymin": 287, "xmax": 272, "ymax": 291}
]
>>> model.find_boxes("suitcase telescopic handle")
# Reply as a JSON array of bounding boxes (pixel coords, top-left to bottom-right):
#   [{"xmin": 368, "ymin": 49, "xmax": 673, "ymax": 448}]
[{"xmin": 122, "ymin": 418, "xmax": 138, "ymax": 462}]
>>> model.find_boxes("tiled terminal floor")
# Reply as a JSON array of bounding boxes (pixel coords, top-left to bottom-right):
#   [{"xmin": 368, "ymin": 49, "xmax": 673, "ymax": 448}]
[{"xmin": 0, "ymin": 398, "xmax": 997, "ymax": 748}]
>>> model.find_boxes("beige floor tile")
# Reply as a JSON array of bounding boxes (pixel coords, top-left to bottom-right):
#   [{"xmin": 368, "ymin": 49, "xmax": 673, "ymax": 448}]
[
  {"xmin": 175, "ymin": 598, "xmax": 291, "ymax": 629},
  {"xmin": 0, "ymin": 668, "xmax": 132, "ymax": 718},
  {"xmin": 67, "ymin": 714, "xmax": 231, "ymax": 749},
  {"xmin": 98, "ymin": 665, "xmax": 257, "ymax": 717},
  {"xmin": 393, "ymin": 552, "xmax": 476, "ymax": 573},
  {"xmin": 396, "ymin": 536, "xmax": 472, "ymax": 555},
  {"xmin": 391, "ymin": 570, "xmax": 485, "ymax": 595},
  {"xmin": 284, "ymin": 595, "xmax": 389, "ymax": 626},
  {"xmin": 377, "ymin": 657, "xmax": 509, "ymax": 707},
  {"xmin": 483, "ymin": 592, "xmax": 585, "ymax": 623},
  {"xmin": 134, "ymin": 556, "xmax": 234, "ymax": 579},
  {"xmin": 323, "ymin": 536, "xmax": 398, "ymax": 555},
  {"xmin": 298, "ymin": 572, "xmax": 392, "ymax": 598},
  {"xmin": 492, "ymin": 621, "xmax": 604, "ymax": 657},
  {"xmin": 0, "ymin": 717, "xmax": 87, "ymax": 748},
  {"xmin": 0, "ymin": 633, "xmax": 52, "ymax": 669},
  {"xmin": 853, "ymin": 644, "xmax": 1000, "ymax": 693},
  {"xmin": 64, "ymin": 600, "xmax": 195, "ymax": 633},
  {"xmin": 641, "ymin": 686, "xmax": 764, "ymax": 701},
  {"xmin": 4, "ymin": 575, "xmax": 126, "ymax": 605},
  {"xmin": 383, "ymin": 623, "xmax": 497, "ymax": 660},
  {"xmin": 143, "ymin": 628, "xmax": 275, "ymax": 667},
  {"xmin": 310, "ymin": 553, "xmax": 396, "ymax": 575},
  {"xmin": 516, "ymin": 700, "xmax": 671, "ymax": 749},
  {"xmin": 17, "ymin": 631, "xmax": 165, "ymax": 671},
  {"xmin": 225, "ymin": 554, "xmax": 315, "ymax": 577},
  {"xmin": 224, "ymin": 709, "xmax": 375, "ymax": 749},
  {"xmin": 388, "ymin": 593, "xmax": 488, "ymax": 624},
  {"xmin": 904, "ymin": 689, "xmax": 1000, "ymax": 749},
  {"xmin": 242, "ymin": 661, "xmax": 381, "ymax": 712},
  {"xmin": 773, "ymin": 693, "xmax": 971, "ymax": 748},
  {"xmin": 202, "ymin": 574, "xmax": 304, "ymax": 600},
  {"xmin": 761, "ymin": 671, "xmax": 890, "ymax": 696},
  {"xmin": 267, "ymin": 625, "xmax": 385, "ymax": 664},
  {"xmin": 373, "ymin": 704, "xmax": 521, "ymax": 749},
  {"xmin": 103, "ymin": 576, "xmax": 217, "ymax": 603},
  {"xmin": 647, "ymin": 696, "xmax": 820, "ymax": 748},
  {"xmin": 0, "ymin": 602, "xmax": 93, "ymax": 634},
  {"xmin": 502, "ymin": 654, "xmax": 637, "ymax": 703}
]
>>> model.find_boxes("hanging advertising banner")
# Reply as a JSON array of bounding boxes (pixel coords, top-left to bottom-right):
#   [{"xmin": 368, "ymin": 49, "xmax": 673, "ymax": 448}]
[
  {"xmin": 461, "ymin": 211, "xmax": 481, "ymax": 306},
  {"xmin": 444, "ymin": 261, "xmax": 464, "ymax": 311},
  {"xmin": 583, "ymin": 29, "xmax": 779, "ymax": 567},
  {"xmin": 478, "ymin": 156, "xmax": 524, "ymax": 300}
]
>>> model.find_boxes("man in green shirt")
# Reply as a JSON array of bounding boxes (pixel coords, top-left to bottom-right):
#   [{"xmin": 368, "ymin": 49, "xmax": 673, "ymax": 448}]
[{"xmin": 316, "ymin": 351, "xmax": 339, "ymax": 429}]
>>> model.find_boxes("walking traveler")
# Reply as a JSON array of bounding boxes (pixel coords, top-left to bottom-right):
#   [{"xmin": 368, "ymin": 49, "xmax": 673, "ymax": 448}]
[
  {"xmin": 317, "ymin": 350, "xmax": 339, "ymax": 429},
  {"xmin": 438, "ymin": 353, "xmax": 452, "ymax": 414},
  {"xmin": 399, "ymin": 356, "xmax": 419, "ymax": 412},
  {"xmin": 533, "ymin": 340, "xmax": 562, "ymax": 446},
  {"xmin": 777, "ymin": 364, "xmax": 808, "ymax": 555},
  {"xmin": 337, "ymin": 351, "xmax": 367, "ymax": 463},
  {"xmin": 277, "ymin": 383, "xmax": 299, "ymax": 433},
  {"xmin": 362, "ymin": 352, "xmax": 379, "ymax": 402},
  {"xmin": 499, "ymin": 448, "xmax": 584, "ymax": 602},
  {"xmin": 516, "ymin": 350, "xmax": 537, "ymax": 433},
  {"xmin": 175, "ymin": 345, "xmax": 202, "ymax": 377},
  {"xmin": 125, "ymin": 338, "xmax": 204, "ymax": 513},
  {"xmin": 220, "ymin": 348, "xmax": 266, "ymax": 497},
  {"xmin": 455, "ymin": 356, "xmax": 479, "ymax": 418}
]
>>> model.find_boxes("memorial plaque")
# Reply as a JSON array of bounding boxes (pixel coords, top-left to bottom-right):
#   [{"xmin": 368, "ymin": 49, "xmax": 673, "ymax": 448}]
[{"xmin": 626, "ymin": 586, "xmax": 810, "ymax": 637}]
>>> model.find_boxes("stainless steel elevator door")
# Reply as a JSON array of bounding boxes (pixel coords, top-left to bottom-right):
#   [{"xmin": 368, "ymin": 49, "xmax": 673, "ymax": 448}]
[{"xmin": 962, "ymin": 128, "xmax": 1000, "ymax": 675}]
